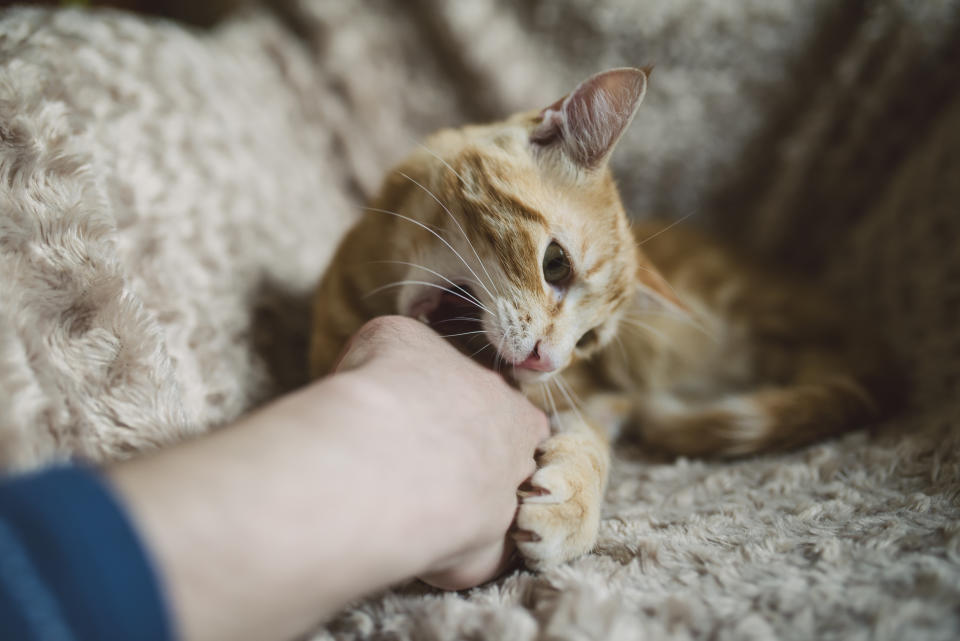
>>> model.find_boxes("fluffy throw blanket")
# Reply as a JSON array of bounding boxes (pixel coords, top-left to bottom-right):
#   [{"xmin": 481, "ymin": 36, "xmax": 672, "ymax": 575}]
[{"xmin": 1, "ymin": 1, "xmax": 958, "ymax": 639}]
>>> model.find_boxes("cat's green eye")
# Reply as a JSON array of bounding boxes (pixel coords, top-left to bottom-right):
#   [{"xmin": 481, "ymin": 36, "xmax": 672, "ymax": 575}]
[{"xmin": 543, "ymin": 242, "xmax": 571, "ymax": 285}]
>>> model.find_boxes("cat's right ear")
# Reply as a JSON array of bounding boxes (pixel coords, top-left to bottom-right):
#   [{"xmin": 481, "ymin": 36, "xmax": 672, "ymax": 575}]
[{"xmin": 531, "ymin": 67, "xmax": 650, "ymax": 170}]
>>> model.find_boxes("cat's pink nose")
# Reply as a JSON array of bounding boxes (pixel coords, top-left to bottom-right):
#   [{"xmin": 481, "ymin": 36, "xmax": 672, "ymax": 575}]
[{"xmin": 517, "ymin": 341, "xmax": 557, "ymax": 372}]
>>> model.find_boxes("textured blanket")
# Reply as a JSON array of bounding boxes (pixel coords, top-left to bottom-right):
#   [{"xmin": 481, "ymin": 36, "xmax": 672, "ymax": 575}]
[{"xmin": 1, "ymin": 1, "xmax": 958, "ymax": 639}]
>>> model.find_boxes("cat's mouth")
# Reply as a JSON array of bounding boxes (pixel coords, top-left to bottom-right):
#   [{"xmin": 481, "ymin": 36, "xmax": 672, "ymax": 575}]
[{"xmin": 408, "ymin": 283, "xmax": 497, "ymax": 369}]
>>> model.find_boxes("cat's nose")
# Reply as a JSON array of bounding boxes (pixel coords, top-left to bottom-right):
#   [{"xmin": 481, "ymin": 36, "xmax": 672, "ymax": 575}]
[{"xmin": 517, "ymin": 341, "xmax": 557, "ymax": 372}]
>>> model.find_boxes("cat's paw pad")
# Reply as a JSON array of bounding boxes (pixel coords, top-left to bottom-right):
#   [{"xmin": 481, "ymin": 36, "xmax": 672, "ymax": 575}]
[{"xmin": 513, "ymin": 443, "xmax": 602, "ymax": 570}]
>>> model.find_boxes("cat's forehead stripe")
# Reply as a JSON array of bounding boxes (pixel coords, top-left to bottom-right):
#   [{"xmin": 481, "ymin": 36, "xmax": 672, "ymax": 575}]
[
  {"xmin": 469, "ymin": 218, "xmax": 541, "ymax": 290},
  {"xmin": 487, "ymin": 190, "xmax": 548, "ymax": 227},
  {"xmin": 504, "ymin": 235, "xmax": 542, "ymax": 289},
  {"xmin": 455, "ymin": 149, "xmax": 548, "ymax": 227}
]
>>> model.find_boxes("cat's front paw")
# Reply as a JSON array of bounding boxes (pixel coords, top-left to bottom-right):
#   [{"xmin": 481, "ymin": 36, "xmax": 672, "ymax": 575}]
[{"xmin": 513, "ymin": 433, "xmax": 606, "ymax": 570}]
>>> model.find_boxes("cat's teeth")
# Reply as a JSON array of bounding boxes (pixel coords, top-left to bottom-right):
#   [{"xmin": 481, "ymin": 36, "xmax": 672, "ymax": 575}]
[{"xmin": 418, "ymin": 313, "xmax": 429, "ymax": 324}]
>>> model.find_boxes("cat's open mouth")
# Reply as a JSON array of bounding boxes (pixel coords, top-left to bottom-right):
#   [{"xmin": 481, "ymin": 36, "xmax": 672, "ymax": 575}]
[{"xmin": 409, "ymin": 284, "xmax": 497, "ymax": 369}]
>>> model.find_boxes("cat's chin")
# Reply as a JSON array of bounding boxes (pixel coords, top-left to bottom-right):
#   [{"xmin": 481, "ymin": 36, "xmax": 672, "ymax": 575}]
[{"xmin": 511, "ymin": 367, "xmax": 556, "ymax": 386}]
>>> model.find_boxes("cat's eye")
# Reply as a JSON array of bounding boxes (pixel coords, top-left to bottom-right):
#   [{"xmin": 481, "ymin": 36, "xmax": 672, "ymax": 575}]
[
  {"xmin": 542, "ymin": 241, "xmax": 571, "ymax": 285},
  {"xmin": 576, "ymin": 328, "xmax": 598, "ymax": 349}
]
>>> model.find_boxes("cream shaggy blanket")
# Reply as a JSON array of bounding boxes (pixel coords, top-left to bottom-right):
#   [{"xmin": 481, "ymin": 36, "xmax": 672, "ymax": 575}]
[{"xmin": 1, "ymin": 1, "xmax": 959, "ymax": 639}]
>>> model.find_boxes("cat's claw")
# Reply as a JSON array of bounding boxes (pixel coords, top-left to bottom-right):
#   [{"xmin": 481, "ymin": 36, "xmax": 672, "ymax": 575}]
[
  {"xmin": 514, "ymin": 434, "xmax": 605, "ymax": 570},
  {"xmin": 511, "ymin": 529, "xmax": 542, "ymax": 542},
  {"xmin": 517, "ymin": 482, "xmax": 551, "ymax": 499}
]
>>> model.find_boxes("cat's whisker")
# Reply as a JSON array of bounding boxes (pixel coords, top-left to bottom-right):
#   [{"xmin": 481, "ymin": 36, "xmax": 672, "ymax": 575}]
[
  {"xmin": 367, "ymin": 259, "xmax": 487, "ymax": 311},
  {"xmin": 618, "ymin": 319, "xmax": 672, "ymax": 343},
  {"xmin": 432, "ymin": 316, "xmax": 486, "ymax": 325},
  {"xmin": 566, "ymin": 381, "xmax": 592, "ymax": 423},
  {"xmin": 635, "ymin": 210, "xmax": 697, "ymax": 246},
  {"xmin": 493, "ymin": 332, "xmax": 507, "ymax": 373},
  {"xmin": 636, "ymin": 267, "xmax": 689, "ymax": 315},
  {"xmin": 461, "ymin": 334, "xmax": 487, "ymax": 351},
  {"xmin": 413, "ymin": 140, "xmax": 468, "ymax": 187},
  {"xmin": 396, "ymin": 171, "xmax": 501, "ymax": 300},
  {"xmin": 468, "ymin": 343, "xmax": 492, "ymax": 359},
  {"xmin": 361, "ymin": 206, "xmax": 498, "ymax": 310},
  {"xmin": 613, "ymin": 334, "xmax": 629, "ymax": 366},
  {"xmin": 395, "ymin": 171, "xmax": 501, "ymax": 299},
  {"xmin": 492, "ymin": 334, "xmax": 502, "ymax": 370},
  {"xmin": 543, "ymin": 380, "xmax": 564, "ymax": 432},
  {"xmin": 624, "ymin": 311, "xmax": 717, "ymax": 342},
  {"xmin": 437, "ymin": 330, "xmax": 488, "ymax": 339},
  {"xmin": 554, "ymin": 376, "xmax": 588, "ymax": 430},
  {"xmin": 365, "ymin": 280, "xmax": 494, "ymax": 316},
  {"xmin": 361, "ymin": 204, "xmax": 443, "ymax": 232}
]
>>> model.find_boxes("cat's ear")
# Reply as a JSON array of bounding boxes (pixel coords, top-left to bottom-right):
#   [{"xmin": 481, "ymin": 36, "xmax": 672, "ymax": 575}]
[{"xmin": 531, "ymin": 67, "xmax": 650, "ymax": 170}]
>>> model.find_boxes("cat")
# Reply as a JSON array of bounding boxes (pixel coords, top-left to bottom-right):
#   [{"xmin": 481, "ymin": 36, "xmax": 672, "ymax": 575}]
[{"xmin": 308, "ymin": 68, "xmax": 896, "ymax": 569}]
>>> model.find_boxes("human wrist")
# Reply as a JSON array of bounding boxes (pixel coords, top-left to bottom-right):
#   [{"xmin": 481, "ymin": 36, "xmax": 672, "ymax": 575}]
[{"xmin": 104, "ymin": 373, "xmax": 444, "ymax": 641}]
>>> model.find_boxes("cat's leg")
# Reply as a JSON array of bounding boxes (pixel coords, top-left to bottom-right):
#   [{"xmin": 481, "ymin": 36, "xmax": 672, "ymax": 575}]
[
  {"xmin": 635, "ymin": 375, "xmax": 882, "ymax": 458},
  {"xmin": 514, "ymin": 394, "xmax": 627, "ymax": 569}
]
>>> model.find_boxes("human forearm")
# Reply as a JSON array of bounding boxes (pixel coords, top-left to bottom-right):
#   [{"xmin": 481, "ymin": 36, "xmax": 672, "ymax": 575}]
[{"xmin": 107, "ymin": 375, "xmax": 443, "ymax": 641}]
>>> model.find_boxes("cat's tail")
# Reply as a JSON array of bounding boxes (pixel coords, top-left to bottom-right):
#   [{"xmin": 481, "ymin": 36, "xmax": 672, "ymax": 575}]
[{"xmin": 635, "ymin": 375, "xmax": 898, "ymax": 458}]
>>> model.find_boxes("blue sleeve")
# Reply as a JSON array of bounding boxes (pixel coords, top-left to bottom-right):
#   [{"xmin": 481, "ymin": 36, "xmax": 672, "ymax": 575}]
[{"xmin": 0, "ymin": 465, "xmax": 173, "ymax": 641}]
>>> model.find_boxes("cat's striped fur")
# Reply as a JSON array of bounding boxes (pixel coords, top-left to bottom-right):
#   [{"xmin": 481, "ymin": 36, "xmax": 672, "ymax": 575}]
[{"xmin": 309, "ymin": 68, "xmax": 896, "ymax": 568}]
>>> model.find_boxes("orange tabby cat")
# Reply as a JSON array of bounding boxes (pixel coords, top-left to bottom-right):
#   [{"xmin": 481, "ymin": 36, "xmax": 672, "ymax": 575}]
[{"xmin": 309, "ymin": 68, "xmax": 895, "ymax": 569}]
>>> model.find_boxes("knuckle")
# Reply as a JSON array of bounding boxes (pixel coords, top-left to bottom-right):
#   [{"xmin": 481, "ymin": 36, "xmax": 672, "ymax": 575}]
[
  {"xmin": 358, "ymin": 315, "xmax": 412, "ymax": 337},
  {"xmin": 354, "ymin": 315, "xmax": 423, "ymax": 349}
]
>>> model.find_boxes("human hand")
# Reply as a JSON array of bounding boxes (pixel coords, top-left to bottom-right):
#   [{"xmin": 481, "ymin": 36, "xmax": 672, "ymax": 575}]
[
  {"xmin": 334, "ymin": 316, "xmax": 549, "ymax": 589},
  {"xmin": 103, "ymin": 315, "xmax": 545, "ymax": 641}
]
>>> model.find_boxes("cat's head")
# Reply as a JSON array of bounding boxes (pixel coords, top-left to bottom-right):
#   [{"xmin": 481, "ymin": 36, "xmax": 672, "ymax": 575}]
[{"xmin": 376, "ymin": 67, "xmax": 676, "ymax": 383}]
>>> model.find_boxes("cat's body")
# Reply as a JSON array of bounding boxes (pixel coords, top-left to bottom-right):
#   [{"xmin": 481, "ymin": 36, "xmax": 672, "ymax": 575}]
[{"xmin": 309, "ymin": 69, "xmax": 895, "ymax": 568}]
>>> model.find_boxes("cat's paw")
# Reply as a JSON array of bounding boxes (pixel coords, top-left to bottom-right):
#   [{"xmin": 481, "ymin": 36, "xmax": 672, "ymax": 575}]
[{"xmin": 513, "ymin": 433, "xmax": 606, "ymax": 570}]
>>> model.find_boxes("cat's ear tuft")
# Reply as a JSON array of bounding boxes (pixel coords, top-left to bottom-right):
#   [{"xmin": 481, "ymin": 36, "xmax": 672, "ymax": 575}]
[{"xmin": 531, "ymin": 67, "xmax": 650, "ymax": 170}]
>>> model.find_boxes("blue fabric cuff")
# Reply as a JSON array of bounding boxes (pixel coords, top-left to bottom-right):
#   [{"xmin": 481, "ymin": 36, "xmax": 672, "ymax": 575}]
[{"xmin": 0, "ymin": 465, "xmax": 173, "ymax": 641}]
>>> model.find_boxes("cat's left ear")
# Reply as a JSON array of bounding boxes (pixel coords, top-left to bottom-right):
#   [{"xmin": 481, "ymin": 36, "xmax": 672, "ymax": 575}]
[{"xmin": 531, "ymin": 67, "xmax": 650, "ymax": 170}]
